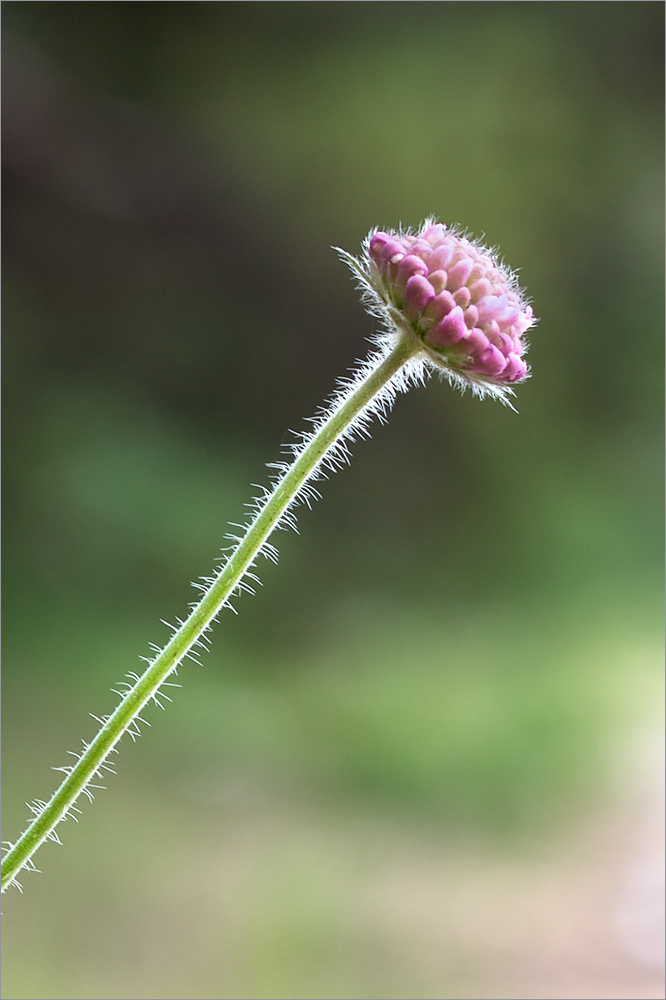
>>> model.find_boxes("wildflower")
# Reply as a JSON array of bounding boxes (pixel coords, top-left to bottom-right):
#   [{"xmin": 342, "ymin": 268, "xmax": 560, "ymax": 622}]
[{"xmin": 341, "ymin": 220, "xmax": 535, "ymax": 401}]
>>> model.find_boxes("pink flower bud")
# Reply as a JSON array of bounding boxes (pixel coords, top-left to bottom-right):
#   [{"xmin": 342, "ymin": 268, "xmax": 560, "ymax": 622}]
[
  {"xmin": 368, "ymin": 233, "xmax": 392, "ymax": 261},
  {"xmin": 502, "ymin": 354, "xmax": 528, "ymax": 382},
  {"xmin": 403, "ymin": 274, "xmax": 435, "ymax": 318},
  {"xmin": 429, "ymin": 244, "xmax": 455, "ymax": 272},
  {"xmin": 393, "ymin": 254, "xmax": 429, "ymax": 295},
  {"xmin": 428, "ymin": 270, "xmax": 449, "ymax": 295},
  {"xmin": 447, "ymin": 257, "xmax": 475, "ymax": 290},
  {"xmin": 464, "ymin": 305, "xmax": 479, "ymax": 328},
  {"xmin": 424, "ymin": 290, "xmax": 457, "ymax": 322},
  {"xmin": 497, "ymin": 332, "xmax": 515, "ymax": 356},
  {"xmin": 453, "ymin": 286, "xmax": 471, "ymax": 309},
  {"xmin": 468, "ymin": 278, "xmax": 491, "ymax": 301},
  {"xmin": 464, "ymin": 328, "xmax": 490, "ymax": 356},
  {"xmin": 340, "ymin": 219, "xmax": 536, "ymax": 401},
  {"xmin": 426, "ymin": 306, "xmax": 467, "ymax": 347},
  {"xmin": 477, "ymin": 345, "xmax": 507, "ymax": 377},
  {"xmin": 379, "ymin": 240, "xmax": 406, "ymax": 266}
]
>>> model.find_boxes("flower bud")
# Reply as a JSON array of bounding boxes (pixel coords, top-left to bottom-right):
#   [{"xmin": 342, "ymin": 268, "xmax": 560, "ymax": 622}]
[{"xmin": 348, "ymin": 220, "xmax": 536, "ymax": 399}]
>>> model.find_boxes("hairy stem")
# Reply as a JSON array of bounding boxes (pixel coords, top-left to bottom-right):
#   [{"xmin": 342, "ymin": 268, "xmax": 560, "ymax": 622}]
[{"xmin": 1, "ymin": 333, "xmax": 421, "ymax": 892}]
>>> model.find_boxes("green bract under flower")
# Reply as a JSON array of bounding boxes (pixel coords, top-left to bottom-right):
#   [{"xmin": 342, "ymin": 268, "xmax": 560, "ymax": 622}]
[{"xmin": 338, "ymin": 220, "xmax": 535, "ymax": 403}]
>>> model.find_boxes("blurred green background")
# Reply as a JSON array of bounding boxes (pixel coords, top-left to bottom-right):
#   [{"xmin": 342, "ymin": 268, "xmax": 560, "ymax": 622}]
[{"xmin": 2, "ymin": 4, "xmax": 663, "ymax": 999}]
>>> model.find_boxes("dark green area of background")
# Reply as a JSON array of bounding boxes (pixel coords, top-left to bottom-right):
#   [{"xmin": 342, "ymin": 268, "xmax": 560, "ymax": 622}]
[{"xmin": 2, "ymin": 4, "xmax": 663, "ymax": 999}]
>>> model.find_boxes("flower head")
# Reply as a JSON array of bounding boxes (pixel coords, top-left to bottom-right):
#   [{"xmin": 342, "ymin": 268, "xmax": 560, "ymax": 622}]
[{"xmin": 338, "ymin": 220, "xmax": 535, "ymax": 403}]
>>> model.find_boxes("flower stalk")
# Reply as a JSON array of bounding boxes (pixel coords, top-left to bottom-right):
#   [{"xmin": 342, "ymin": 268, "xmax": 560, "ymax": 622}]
[{"xmin": 1, "ymin": 333, "xmax": 422, "ymax": 893}]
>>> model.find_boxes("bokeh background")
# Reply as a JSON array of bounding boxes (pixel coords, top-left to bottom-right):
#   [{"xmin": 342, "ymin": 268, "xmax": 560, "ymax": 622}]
[{"xmin": 2, "ymin": 4, "xmax": 664, "ymax": 999}]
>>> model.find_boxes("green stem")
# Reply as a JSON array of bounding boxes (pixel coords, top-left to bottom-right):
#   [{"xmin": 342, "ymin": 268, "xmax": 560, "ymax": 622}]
[{"xmin": 1, "ymin": 334, "xmax": 420, "ymax": 892}]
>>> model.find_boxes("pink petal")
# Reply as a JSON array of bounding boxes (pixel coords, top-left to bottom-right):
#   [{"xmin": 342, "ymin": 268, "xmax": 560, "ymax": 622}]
[
  {"xmin": 394, "ymin": 254, "xmax": 429, "ymax": 291},
  {"xmin": 424, "ymin": 290, "xmax": 457, "ymax": 322},
  {"xmin": 497, "ymin": 333, "xmax": 515, "ymax": 356},
  {"xmin": 476, "ymin": 295, "xmax": 502, "ymax": 324},
  {"xmin": 502, "ymin": 354, "xmax": 528, "ymax": 381},
  {"xmin": 468, "ymin": 278, "xmax": 491, "ymax": 302},
  {"xmin": 428, "ymin": 269, "xmax": 448, "ymax": 294},
  {"xmin": 477, "ymin": 345, "xmax": 507, "ymax": 376},
  {"xmin": 428, "ymin": 243, "xmax": 455, "ymax": 272},
  {"xmin": 403, "ymin": 274, "xmax": 435, "ymax": 318},
  {"xmin": 463, "ymin": 305, "xmax": 479, "ymax": 328},
  {"xmin": 379, "ymin": 239, "xmax": 406, "ymax": 266},
  {"xmin": 369, "ymin": 233, "xmax": 392, "ymax": 261},
  {"xmin": 512, "ymin": 306, "xmax": 534, "ymax": 336},
  {"xmin": 463, "ymin": 328, "xmax": 489, "ymax": 356},
  {"xmin": 426, "ymin": 305, "xmax": 467, "ymax": 346},
  {"xmin": 422, "ymin": 223, "xmax": 448, "ymax": 244},
  {"xmin": 446, "ymin": 257, "xmax": 475, "ymax": 290},
  {"xmin": 453, "ymin": 286, "xmax": 471, "ymax": 308}
]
